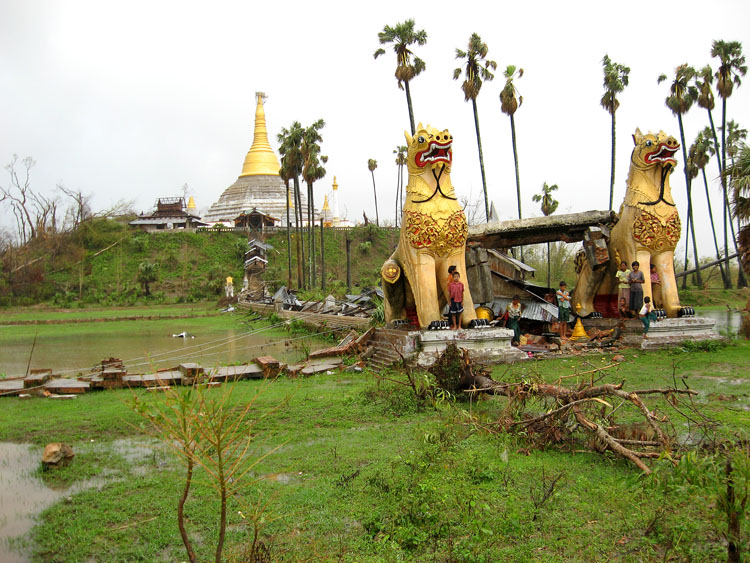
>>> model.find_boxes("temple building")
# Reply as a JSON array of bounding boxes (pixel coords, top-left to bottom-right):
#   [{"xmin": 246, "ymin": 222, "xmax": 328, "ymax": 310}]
[{"xmin": 204, "ymin": 92, "xmax": 305, "ymax": 225}]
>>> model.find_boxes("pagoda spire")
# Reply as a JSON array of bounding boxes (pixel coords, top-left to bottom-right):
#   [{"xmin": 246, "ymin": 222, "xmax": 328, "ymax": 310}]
[{"xmin": 240, "ymin": 92, "xmax": 281, "ymax": 177}]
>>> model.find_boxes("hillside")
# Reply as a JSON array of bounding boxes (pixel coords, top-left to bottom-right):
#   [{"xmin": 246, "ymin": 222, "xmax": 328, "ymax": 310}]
[{"xmin": 0, "ymin": 218, "xmax": 399, "ymax": 306}]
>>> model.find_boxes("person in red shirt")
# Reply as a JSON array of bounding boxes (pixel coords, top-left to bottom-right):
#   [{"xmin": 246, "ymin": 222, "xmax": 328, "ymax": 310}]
[{"xmin": 447, "ymin": 271, "xmax": 464, "ymax": 330}]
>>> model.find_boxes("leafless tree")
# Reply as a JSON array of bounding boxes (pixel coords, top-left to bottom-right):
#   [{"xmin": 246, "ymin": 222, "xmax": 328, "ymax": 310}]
[{"xmin": 2, "ymin": 155, "xmax": 37, "ymax": 243}]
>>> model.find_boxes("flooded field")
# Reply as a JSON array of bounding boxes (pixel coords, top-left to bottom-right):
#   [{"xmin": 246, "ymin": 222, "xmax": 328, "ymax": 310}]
[
  {"xmin": 0, "ymin": 317, "xmax": 328, "ymax": 378},
  {"xmin": 698, "ymin": 308, "xmax": 742, "ymax": 334}
]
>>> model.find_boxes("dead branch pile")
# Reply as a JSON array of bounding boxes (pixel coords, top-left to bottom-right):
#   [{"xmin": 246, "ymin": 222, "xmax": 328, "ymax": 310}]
[{"xmin": 429, "ymin": 344, "xmax": 701, "ymax": 474}]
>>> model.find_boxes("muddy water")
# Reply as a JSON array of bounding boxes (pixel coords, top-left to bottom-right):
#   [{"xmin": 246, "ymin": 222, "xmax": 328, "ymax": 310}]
[
  {"xmin": 0, "ymin": 443, "xmax": 64, "ymax": 562},
  {"xmin": 698, "ymin": 309, "xmax": 742, "ymax": 334},
  {"xmin": 0, "ymin": 321, "xmax": 323, "ymax": 378}
]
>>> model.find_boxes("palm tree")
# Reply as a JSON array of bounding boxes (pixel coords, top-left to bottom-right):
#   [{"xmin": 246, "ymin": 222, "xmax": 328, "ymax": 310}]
[
  {"xmin": 393, "ymin": 145, "xmax": 407, "ymax": 227},
  {"xmin": 532, "ymin": 182, "xmax": 559, "ymax": 290},
  {"xmin": 374, "ymin": 20, "xmax": 427, "ymax": 135},
  {"xmin": 712, "ymin": 40, "xmax": 747, "ymax": 287},
  {"xmin": 278, "ymin": 122, "xmax": 305, "ymax": 288},
  {"xmin": 279, "ymin": 155, "xmax": 294, "ymax": 288},
  {"xmin": 454, "ymin": 33, "xmax": 496, "ymax": 222},
  {"xmin": 658, "ymin": 65, "xmax": 702, "ymax": 287},
  {"xmin": 726, "ymin": 143, "xmax": 750, "ymax": 277},
  {"xmin": 368, "ymin": 159, "xmax": 379, "ymax": 226},
  {"xmin": 301, "ymin": 119, "xmax": 326, "ymax": 288},
  {"xmin": 500, "ymin": 65, "xmax": 525, "ymax": 220},
  {"xmin": 600, "ymin": 55, "xmax": 630, "ymax": 211},
  {"xmin": 688, "ymin": 129, "xmax": 729, "ymax": 286},
  {"xmin": 727, "ymin": 142, "xmax": 750, "ymax": 222}
]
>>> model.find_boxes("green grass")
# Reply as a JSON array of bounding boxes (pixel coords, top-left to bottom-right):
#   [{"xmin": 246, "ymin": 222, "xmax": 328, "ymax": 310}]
[
  {"xmin": 0, "ymin": 340, "xmax": 748, "ymax": 561},
  {"xmin": 0, "ymin": 302, "xmax": 219, "ymax": 323}
]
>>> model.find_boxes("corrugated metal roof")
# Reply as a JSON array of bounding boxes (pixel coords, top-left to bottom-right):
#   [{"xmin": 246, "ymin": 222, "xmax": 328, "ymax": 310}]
[
  {"xmin": 491, "ymin": 297, "xmax": 558, "ymax": 322},
  {"xmin": 487, "ymin": 248, "xmax": 536, "ymax": 273}
]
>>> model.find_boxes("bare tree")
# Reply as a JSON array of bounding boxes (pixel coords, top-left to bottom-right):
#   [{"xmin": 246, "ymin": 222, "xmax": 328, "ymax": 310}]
[
  {"xmin": 58, "ymin": 184, "xmax": 93, "ymax": 229},
  {"xmin": 2, "ymin": 155, "xmax": 37, "ymax": 243}
]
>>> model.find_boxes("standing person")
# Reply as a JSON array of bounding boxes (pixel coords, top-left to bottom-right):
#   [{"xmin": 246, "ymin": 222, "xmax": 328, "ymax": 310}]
[
  {"xmin": 650, "ymin": 264, "xmax": 662, "ymax": 309},
  {"xmin": 639, "ymin": 296, "xmax": 657, "ymax": 338},
  {"xmin": 628, "ymin": 261, "xmax": 645, "ymax": 314},
  {"xmin": 505, "ymin": 295, "xmax": 523, "ymax": 345},
  {"xmin": 556, "ymin": 281, "xmax": 571, "ymax": 339},
  {"xmin": 446, "ymin": 265, "xmax": 457, "ymax": 292},
  {"xmin": 447, "ymin": 271, "xmax": 464, "ymax": 330},
  {"xmin": 615, "ymin": 261, "xmax": 631, "ymax": 305}
]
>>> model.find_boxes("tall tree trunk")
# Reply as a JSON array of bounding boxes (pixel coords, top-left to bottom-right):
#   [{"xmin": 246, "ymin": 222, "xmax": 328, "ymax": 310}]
[
  {"xmin": 404, "ymin": 81, "xmax": 415, "ymax": 135},
  {"xmin": 681, "ymin": 211, "xmax": 691, "ymax": 290},
  {"xmin": 677, "ymin": 113, "xmax": 702, "ymax": 287},
  {"xmin": 286, "ymin": 180, "xmax": 292, "ymax": 288},
  {"xmin": 701, "ymin": 169, "xmax": 729, "ymax": 286},
  {"xmin": 345, "ymin": 235, "xmax": 352, "ymax": 293},
  {"xmin": 320, "ymin": 218, "xmax": 325, "ymax": 291},
  {"xmin": 293, "ymin": 178, "xmax": 305, "ymax": 289},
  {"xmin": 720, "ymin": 99, "xmax": 748, "ymax": 287},
  {"xmin": 708, "ymin": 109, "xmax": 731, "ymax": 288},
  {"xmin": 510, "ymin": 113, "xmax": 522, "ymax": 220},
  {"xmin": 308, "ymin": 181, "xmax": 315, "ymax": 288},
  {"xmin": 546, "ymin": 241, "xmax": 551, "ymax": 291},
  {"xmin": 370, "ymin": 171, "xmax": 379, "ymax": 226},
  {"xmin": 609, "ymin": 111, "xmax": 616, "ymax": 210},
  {"xmin": 472, "ymin": 98, "xmax": 490, "ymax": 223}
]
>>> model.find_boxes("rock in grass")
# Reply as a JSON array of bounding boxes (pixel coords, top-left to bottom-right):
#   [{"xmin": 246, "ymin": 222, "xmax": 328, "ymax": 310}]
[{"xmin": 42, "ymin": 443, "xmax": 75, "ymax": 468}]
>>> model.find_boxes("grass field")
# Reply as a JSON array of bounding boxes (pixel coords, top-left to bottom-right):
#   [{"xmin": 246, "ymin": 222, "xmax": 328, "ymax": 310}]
[{"xmin": 0, "ymin": 338, "xmax": 748, "ymax": 562}]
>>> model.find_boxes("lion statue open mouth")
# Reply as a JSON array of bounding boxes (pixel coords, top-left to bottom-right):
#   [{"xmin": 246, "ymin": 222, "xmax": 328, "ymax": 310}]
[
  {"xmin": 574, "ymin": 128, "xmax": 690, "ymax": 318},
  {"xmin": 381, "ymin": 123, "xmax": 477, "ymax": 328}
]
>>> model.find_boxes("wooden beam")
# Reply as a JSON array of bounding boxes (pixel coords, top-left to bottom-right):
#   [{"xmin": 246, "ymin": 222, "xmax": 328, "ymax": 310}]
[{"xmin": 468, "ymin": 210, "xmax": 618, "ymax": 248}]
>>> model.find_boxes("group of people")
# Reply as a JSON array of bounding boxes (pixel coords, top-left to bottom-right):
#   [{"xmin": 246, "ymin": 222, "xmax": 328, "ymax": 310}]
[
  {"xmin": 444, "ymin": 260, "xmax": 661, "ymax": 340},
  {"xmin": 616, "ymin": 260, "xmax": 661, "ymax": 337}
]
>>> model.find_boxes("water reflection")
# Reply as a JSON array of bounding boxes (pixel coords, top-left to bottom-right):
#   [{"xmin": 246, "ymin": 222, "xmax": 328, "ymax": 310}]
[
  {"xmin": 0, "ymin": 322, "xmax": 322, "ymax": 378},
  {"xmin": 0, "ymin": 443, "xmax": 63, "ymax": 562},
  {"xmin": 698, "ymin": 309, "xmax": 742, "ymax": 335}
]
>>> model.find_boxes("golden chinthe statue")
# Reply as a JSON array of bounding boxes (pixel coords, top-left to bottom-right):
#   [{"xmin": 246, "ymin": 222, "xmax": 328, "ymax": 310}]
[
  {"xmin": 382, "ymin": 124, "xmax": 478, "ymax": 328},
  {"xmin": 575, "ymin": 129, "xmax": 689, "ymax": 318}
]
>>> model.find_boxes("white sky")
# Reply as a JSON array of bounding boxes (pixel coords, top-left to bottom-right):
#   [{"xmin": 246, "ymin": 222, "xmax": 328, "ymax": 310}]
[{"xmin": 1, "ymin": 0, "xmax": 749, "ymax": 259}]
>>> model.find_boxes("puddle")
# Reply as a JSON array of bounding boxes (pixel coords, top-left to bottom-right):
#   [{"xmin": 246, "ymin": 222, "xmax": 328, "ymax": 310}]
[
  {"xmin": 0, "ymin": 442, "xmax": 131, "ymax": 562},
  {"xmin": 691, "ymin": 375, "xmax": 746, "ymax": 386}
]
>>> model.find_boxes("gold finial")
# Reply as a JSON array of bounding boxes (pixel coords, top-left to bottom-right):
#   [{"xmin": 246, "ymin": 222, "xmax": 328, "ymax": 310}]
[
  {"xmin": 322, "ymin": 194, "xmax": 330, "ymax": 211},
  {"xmin": 570, "ymin": 303, "xmax": 589, "ymax": 341},
  {"xmin": 332, "ymin": 176, "xmax": 338, "ymax": 191},
  {"xmin": 239, "ymin": 92, "xmax": 281, "ymax": 177},
  {"xmin": 187, "ymin": 196, "xmax": 196, "ymax": 210}
]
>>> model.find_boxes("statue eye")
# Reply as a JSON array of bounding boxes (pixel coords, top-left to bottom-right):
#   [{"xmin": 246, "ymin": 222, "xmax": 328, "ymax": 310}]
[
  {"xmin": 418, "ymin": 136, "xmax": 425, "ymax": 143},
  {"xmin": 646, "ymin": 140, "xmax": 653, "ymax": 146}
]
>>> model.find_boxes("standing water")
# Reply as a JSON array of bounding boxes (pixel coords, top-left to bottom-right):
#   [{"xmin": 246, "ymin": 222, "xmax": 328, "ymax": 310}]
[
  {"xmin": 0, "ymin": 443, "xmax": 62, "ymax": 562},
  {"xmin": 698, "ymin": 308, "xmax": 742, "ymax": 335}
]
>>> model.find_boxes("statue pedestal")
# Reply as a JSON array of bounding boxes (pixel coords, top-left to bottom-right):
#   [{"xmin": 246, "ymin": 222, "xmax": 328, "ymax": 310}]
[
  {"xmin": 639, "ymin": 317, "xmax": 719, "ymax": 349},
  {"xmin": 581, "ymin": 317, "xmax": 720, "ymax": 349},
  {"xmin": 417, "ymin": 327, "xmax": 527, "ymax": 367}
]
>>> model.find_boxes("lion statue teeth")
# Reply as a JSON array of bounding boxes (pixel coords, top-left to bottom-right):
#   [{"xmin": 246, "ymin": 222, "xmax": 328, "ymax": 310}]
[
  {"xmin": 574, "ymin": 128, "xmax": 688, "ymax": 318},
  {"xmin": 381, "ymin": 123, "xmax": 477, "ymax": 328}
]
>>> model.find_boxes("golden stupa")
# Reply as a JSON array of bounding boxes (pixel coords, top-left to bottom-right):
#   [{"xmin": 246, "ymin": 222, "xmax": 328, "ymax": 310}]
[
  {"xmin": 239, "ymin": 93, "xmax": 281, "ymax": 177},
  {"xmin": 204, "ymin": 92, "xmax": 304, "ymax": 224}
]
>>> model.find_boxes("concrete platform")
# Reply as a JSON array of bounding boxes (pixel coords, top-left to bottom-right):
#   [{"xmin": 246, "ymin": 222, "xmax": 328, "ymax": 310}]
[
  {"xmin": 417, "ymin": 327, "xmax": 527, "ymax": 367},
  {"xmin": 581, "ymin": 316, "xmax": 719, "ymax": 348}
]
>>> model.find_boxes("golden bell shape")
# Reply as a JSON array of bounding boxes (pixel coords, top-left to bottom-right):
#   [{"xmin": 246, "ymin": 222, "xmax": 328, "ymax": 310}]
[
  {"xmin": 239, "ymin": 93, "xmax": 281, "ymax": 177},
  {"xmin": 569, "ymin": 303, "xmax": 589, "ymax": 341}
]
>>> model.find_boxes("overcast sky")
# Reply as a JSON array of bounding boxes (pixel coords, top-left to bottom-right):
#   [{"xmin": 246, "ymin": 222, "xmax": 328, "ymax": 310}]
[{"xmin": 1, "ymin": 0, "xmax": 749, "ymax": 259}]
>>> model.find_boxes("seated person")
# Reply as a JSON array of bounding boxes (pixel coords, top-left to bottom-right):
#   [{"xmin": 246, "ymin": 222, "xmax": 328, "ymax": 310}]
[{"xmin": 618, "ymin": 297, "xmax": 635, "ymax": 318}]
